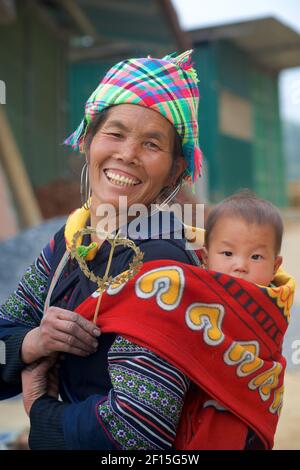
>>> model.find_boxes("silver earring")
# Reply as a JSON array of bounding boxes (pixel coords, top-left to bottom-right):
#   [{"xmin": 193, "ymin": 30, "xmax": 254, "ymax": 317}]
[
  {"xmin": 80, "ymin": 162, "xmax": 91, "ymax": 210},
  {"xmin": 151, "ymin": 182, "xmax": 182, "ymax": 216}
]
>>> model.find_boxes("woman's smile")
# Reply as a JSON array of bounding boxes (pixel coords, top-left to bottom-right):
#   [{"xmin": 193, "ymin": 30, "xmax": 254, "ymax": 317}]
[{"xmin": 103, "ymin": 168, "xmax": 142, "ymax": 187}]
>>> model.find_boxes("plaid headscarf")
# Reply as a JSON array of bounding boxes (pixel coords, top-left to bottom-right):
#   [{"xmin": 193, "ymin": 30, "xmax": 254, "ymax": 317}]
[{"xmin": 65, "ymin": 50, "xmax": 202, "ymax": 182}]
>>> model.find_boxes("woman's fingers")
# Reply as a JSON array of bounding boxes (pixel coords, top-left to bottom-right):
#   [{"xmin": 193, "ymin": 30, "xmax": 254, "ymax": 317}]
[
  {"xmin": 50, "ymin": 328, "xmax": 98, "ymax": 355},
  {"xmin": 39, "ymin": 307, "xmax": 101, "ymax": 357},
  {"xmin": 51, "ymin": 341, "xmax": 93, "ymax": 357},
  {"xmin": 53, "ymin": 318, "xmax": 99, "ymax": 350},
  {"xmin": 57, "ymin": 309, "xmax": 101, "ymax": 338}
]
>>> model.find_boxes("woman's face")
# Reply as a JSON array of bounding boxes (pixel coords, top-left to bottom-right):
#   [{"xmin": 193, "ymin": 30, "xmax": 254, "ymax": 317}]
[{"xmin": 87, "ymin": 104, "xmax": 183, "ymax": 211}]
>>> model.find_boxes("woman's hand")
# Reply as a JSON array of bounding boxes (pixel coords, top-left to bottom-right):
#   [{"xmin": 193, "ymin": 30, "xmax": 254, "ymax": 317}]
[
  {"xmin": 21, "ymin": 307, "xmax": 101, "ymax": 364},
  {"xmin": 22, "ymin": 355, "xmax": 59, "ymax": 416}
]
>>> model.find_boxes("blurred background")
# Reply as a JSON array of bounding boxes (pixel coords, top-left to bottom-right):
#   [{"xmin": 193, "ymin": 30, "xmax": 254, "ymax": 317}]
[{"xmin": 0, "ymin": 0, "xmax": 299, "ymax": 450}]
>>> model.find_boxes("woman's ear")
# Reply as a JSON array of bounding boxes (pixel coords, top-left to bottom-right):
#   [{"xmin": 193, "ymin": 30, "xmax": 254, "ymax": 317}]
[
  {"xmin": 172, "ymin": 157, "xmax": 187, "ymax": 186},
  {"xmin": 80, "ymin": 139, "xmax": 90, "ymax": 164},
  {"xmin": 84, "ymin": 145, "xmax": 90, "ymax": 165},
  {"xmin": 79, "ymin": 140, "xmax": 85, "ymax": 154}
]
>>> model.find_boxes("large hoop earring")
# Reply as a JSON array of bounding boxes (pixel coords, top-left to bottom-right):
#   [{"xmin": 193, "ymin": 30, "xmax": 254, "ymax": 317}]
[
  {"xmin": 151, "ymin": 182, "xmax": 182, "ymax": 216},
  {"xmin": 80, "ymin": 162, "xmax": 91, "ymax": 210}
]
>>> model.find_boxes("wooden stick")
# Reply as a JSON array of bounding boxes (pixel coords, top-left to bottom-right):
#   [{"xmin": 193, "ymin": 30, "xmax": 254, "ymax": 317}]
[{"xmin": 0, "ymin": 106, "xmax": 42, "ymax": 227}]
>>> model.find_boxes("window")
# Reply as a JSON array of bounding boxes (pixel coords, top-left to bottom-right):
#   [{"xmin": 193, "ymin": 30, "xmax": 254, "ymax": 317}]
[{"xmin": 219, "ymin": 90, "xmax": 252, "ymax": 141}]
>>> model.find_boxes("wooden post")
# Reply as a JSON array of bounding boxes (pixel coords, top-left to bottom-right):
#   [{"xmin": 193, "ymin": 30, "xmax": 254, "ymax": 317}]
[{"xmin": 0, "ymin": 105, "xmax": 42, "ymax": 227}]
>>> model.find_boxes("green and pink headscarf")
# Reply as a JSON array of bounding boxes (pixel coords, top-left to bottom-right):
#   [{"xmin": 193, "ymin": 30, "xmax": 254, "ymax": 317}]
[{"xmin": 65, "ymin": 50, "xmax": 202, "ymax": 182}]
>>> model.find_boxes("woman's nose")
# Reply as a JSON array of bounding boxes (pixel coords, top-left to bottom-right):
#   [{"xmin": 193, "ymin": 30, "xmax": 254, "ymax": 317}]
[{"xmin": 116, "ymin": 140, "xmax": 139, "ymax": 164}]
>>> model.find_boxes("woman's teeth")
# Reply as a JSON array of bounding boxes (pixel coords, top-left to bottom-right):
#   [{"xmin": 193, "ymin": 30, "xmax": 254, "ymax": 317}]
[{"xmin": 105, "ymin": 170, "xmax": 141, "ymax": 186}]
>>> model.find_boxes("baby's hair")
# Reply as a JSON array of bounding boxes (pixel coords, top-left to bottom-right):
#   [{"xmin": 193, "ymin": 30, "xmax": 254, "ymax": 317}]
[{"xmin": 205, "ymin": 189, "xmax": 283, "ymax": 254}]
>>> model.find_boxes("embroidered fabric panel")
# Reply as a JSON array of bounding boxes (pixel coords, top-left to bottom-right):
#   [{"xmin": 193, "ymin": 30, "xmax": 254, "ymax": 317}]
[
  {"xmin": 0, "ymin": 243, "xmax": 53, "ymax": 327},
  {"xmin": 97, "ymin": 336, "xmax": 190, "ymax": 450}
]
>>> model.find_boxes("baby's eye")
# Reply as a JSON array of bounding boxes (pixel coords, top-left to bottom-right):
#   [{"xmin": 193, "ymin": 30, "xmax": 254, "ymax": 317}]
[
  {"xmin": 252, "ymin": 254, "xmax": 263, "ymax": 260},
  {"xmin": 222, "ymin": 251, "xmax": 232, "ymax": 257}
]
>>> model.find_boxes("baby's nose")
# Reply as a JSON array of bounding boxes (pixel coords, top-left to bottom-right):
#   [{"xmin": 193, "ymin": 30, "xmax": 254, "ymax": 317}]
[{"xmin": 234, "ymin": 259, "xmax": 248, "ymax": 272}]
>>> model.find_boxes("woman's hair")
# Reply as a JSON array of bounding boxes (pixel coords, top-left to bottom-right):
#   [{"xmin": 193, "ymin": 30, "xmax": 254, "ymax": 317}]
[
  {"xmin": 83, "ymin": 108, "xmax": 110, "ymax": 153},
  {"xmin": 205, "ymin": 190, "xmax": 284, "ymax": 254},
  {"xmin": 83, "ymin": 108, "xmax": 185, "ymax": 185}
]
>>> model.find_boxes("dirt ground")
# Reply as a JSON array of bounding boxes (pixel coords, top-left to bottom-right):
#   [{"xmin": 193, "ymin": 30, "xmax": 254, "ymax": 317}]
[
  {"xmin": 274, "ymin": 216, "xmax": 300, "ymax": 449},
  {"xmin": 0, "ymin": 213, "xmax": 299, "ymax": 449},
  {"xmin": 274, "ymin": 372, "xmax": 300, "ymax": 449}
]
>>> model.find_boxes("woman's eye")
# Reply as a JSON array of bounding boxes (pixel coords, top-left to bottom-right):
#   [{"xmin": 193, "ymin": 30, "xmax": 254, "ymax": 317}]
[
  {"xmin": 222, "ymin": 251, "xmax": 232, "ymax": 257},
  {"xmin": 145, "ymin": 141, "xmax": 160, "ymax": 150},
  {"xmin": 108, "ymin": 132, "xmax": 122, "ymax": 138},
  {"xmin": 252, "ymin": 254, "xmax": 263, "ymax": 260}
]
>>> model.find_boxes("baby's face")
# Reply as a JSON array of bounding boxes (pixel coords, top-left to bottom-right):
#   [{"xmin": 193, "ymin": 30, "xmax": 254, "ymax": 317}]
[{"xmin": 203, "ymin": 217, "xmax": 282, "ymax": 286}]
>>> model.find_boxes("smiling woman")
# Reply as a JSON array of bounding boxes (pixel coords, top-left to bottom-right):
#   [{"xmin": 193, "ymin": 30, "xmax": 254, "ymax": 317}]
[{"xmin": 0, "ymin": 50, "xmax": 295, "ymax": 451}]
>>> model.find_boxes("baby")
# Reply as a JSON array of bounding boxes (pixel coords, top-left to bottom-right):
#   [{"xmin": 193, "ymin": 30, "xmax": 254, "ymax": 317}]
[{"xmin": 202, "ymin": 191, "xmax": 283, "ymax": 286}]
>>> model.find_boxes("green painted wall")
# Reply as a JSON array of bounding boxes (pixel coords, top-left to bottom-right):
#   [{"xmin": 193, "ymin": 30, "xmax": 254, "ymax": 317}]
[
  {"xmin": 0, "ymin": 4, "xmax": 67, "ymax": 188},
  {"xmin": 193, "ymin": 43, "xmax": 219, "ymax": 198},
  {"xmin": 251, "ymin": 71, "xmax": 287, "ymax": 206},
  {"xmin": 68, "ymin": 61, "xmax": 116, "ymax": 137}
]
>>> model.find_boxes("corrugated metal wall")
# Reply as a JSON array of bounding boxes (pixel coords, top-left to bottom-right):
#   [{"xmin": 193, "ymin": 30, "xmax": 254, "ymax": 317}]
[
  {"xmin": 0, "ymin": 3, "xmax": 67, "ymax": 188},
  {"xmin": 194, "ymin": 41, "xmax": 287, "ymax": 205}
]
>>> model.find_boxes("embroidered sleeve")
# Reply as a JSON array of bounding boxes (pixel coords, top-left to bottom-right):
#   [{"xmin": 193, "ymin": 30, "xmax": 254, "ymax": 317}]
[
  {"xmin": 96, "ymin": 336, "xmax": 190, "ymax": 449},
  {"xmin": 30, "ymin": 336, "xmax": 190, "ymax": 450},
  {"xmin": 0, "ymin": 241, "xmax": 53, "ymax": 328}
]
